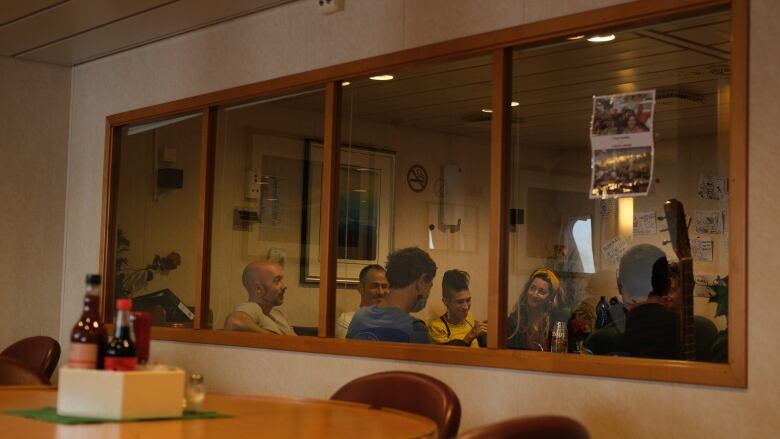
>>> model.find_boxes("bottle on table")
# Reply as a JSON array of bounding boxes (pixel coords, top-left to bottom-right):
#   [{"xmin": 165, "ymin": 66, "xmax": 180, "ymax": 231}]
[
  {"xmin": 551, "ymin": 321, "xmax": 568, "ymax": 353},
  {"xmin": 595, "ymin": 296, "xmax": 612, "ymax": 330},
  {"xmin": 185, "ymin": 373, "xmax": 206, "ymax": 411},
  {"xmin": 68, "ymin": 274, "xmax": 107, "ymax": 369},
  {"xmin": 104, "ymin": 298, "xmax": 138, "ymax": 371}
]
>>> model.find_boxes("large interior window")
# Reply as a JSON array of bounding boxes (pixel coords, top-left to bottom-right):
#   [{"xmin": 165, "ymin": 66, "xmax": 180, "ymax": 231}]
[{"xmin": 101, "ymin": 1, "xmax": 745, "ymax": 386}]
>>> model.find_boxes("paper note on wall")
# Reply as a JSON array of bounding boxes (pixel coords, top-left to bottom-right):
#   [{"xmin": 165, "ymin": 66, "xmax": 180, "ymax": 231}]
[
  {"xmin": 601, "ymin": 235, "xmax": 628, "ymax": 267},
  {"xmin": 693, "ymin": 210, "xmax": 724, "ymax": 234},
  {"xmin": 691, "ymin": 238, "xmax": 714, "ymax": 261},
  {"xmin": 633, "ymin": 211, "xmax": 657, "ymax": 235}
]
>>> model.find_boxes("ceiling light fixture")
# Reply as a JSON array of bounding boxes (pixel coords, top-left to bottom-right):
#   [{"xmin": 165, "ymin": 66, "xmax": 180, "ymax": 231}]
[
  {"xmin": 567, "ymin": 35, "xmax": 586, "ymax": 40},
  {"xmin": 587, "ymin": 34, "xmax": 616, "ymax": 43},
  {"xmin": 341, "ymin": 81, "xmax": 350, "ymax": 86},
  {"xmin": 481, "ymin": 108, "xmax": 493, "ymax": 113},
  {"xmin": 369, "ymin": 75, "xmax": 394, "ymax": 81},
  {"xmin": 511, "ymin": 101, "xmax": 519, "ymax": 107}
]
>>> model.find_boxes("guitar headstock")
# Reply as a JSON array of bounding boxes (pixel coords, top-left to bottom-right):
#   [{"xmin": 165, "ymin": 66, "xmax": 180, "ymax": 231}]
[{"xmin": 664, "ymin": 198, "xmax": 692, "ymax": 260}]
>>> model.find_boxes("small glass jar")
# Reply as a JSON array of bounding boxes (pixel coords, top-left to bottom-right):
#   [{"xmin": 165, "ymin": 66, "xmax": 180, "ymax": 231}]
[{"xmin": 185, "ymin": 373, "xmax": 205, "ymax": 412}]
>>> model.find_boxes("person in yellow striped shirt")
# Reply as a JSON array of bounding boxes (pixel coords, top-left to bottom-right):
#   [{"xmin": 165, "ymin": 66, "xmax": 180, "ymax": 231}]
[{"xmin": 427, "ymin": 270, "xmax": 487, "ymax": 347}]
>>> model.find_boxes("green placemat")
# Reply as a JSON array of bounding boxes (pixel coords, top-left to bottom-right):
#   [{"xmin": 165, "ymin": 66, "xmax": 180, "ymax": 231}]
[{"xmin": 4, "ymin": 407, "xmax": 232, "ymax": 425}]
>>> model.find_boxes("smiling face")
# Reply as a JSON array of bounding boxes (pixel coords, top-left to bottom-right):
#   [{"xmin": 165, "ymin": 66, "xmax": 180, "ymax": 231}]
[
  {"xmin": 443, "ymin": 289, "xmax": 472, "ymax": 322},
  {"xmin": 526, "ymin": 277, "xmax": 552, "ymax": 311},
  {"xmin": 357, "ymin": 268, "xmax": 389, "ymax": 307}
]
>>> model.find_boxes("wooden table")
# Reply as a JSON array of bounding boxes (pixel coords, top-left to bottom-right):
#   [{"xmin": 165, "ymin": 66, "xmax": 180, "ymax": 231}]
[{"xmin": 0, "ymin": 386, "xmax": 437, "ymax": 438}]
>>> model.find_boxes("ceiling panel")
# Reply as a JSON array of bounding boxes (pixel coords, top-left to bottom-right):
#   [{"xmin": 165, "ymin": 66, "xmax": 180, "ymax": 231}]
[
  {"xmin": 0, "ymin": 0, "xmax": 64, "ymax": 26},
  {"xmin": 0, "ymin": 0, "xmax": 173, "ymax": 56},
  {"xmin": 0, "ymin": 0, "xmax": 296, "ymax": 66}
]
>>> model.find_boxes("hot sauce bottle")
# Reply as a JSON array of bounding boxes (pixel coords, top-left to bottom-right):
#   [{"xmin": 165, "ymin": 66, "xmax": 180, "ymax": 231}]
[{"xmin": 104, "ymin": 299, "xmax": 137, "ymax": 371}]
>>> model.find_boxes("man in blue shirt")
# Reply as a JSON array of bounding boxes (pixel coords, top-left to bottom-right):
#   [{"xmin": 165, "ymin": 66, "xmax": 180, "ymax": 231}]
[{"xmin": 347, "ymin": 247, "xmax": 437, "ymax": 343}]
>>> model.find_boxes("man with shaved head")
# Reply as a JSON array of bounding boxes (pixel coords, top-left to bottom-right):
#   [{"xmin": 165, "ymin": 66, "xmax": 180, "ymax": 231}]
[{"xmin": 224, "ymin": 260, "xmax": 297, "ymax": 335}]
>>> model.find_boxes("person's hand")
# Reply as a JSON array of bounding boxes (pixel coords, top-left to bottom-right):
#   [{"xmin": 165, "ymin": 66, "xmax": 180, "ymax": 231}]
[{"xmin": 471, "ymin": 320, "xmax": 488, "ymax": 337}]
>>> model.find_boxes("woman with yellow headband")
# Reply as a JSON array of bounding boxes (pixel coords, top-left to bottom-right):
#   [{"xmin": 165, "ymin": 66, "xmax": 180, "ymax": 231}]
[{"xmin": 507, "ymin": 268, "xmax": 563, "ymax": 350}]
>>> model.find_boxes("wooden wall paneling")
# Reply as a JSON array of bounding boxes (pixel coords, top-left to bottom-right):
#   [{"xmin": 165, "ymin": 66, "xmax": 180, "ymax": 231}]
[
  {"xmin": 726, "ymin": 0, "xmax": 748, "ymax": 387},
  {"xmin": 317, "ymin": 82, "xmax": 342, "ymax": 338},
  {"xmin": 99, "ymin": 123, "xmax": 123, "ymax": 322},
  {"xmin": 194, "ymin": 107, "xmax": 217, "ymax": 330},
  {"xmin": 487, "ymin": 48, "xmax": 512, "ymax": 349}
]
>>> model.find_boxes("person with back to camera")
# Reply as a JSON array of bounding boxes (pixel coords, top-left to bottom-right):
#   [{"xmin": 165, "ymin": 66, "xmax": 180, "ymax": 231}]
[
  {"xmin": 427, "ymin": 269, "xmax": 487, "ymax": 348},
  {"xmin": 585, "ymin": 244, "xmax": 679, "ymax": 358},
  {"xmin": 507, "ymin": 268, "xmax": 563, "ymax": 351},
  {"xmin": 334, "ymin": 264, "xmax": 389, "ymax": 339},
  {"xmin": 346, "ymin": 247, "xmax": 437, "ymax": 344}
]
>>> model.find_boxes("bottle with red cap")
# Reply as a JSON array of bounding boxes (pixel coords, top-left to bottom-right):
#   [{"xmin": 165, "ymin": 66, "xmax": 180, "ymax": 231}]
[
  {"xmin": 104, "ymin": 298, "xmax": 137, "ymax": 371},
  {"xmin": 68, "ymin": 274, "xmax": 107, "ymax": 369}
]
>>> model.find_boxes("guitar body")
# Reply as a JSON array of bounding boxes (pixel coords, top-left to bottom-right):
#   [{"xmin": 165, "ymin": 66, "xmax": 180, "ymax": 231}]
[{"xmin": 664, "ymin": 199, "xmax": 696, "ymax": 360}]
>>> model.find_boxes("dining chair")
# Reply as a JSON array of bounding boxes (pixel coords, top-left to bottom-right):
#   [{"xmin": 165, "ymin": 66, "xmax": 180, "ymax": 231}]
[
  {"xmin": 1, "ymin": 336, "xmax": 61, "ymax": 379},
  {"xmin": 457, "ymin": 415, "xmax": 590, "ymax": 439},
  {"xmin": 330, "ymin": 371, "xmax": 461, "ymax": 439},
  {"xmin": 0, "ymin": 355, "xmax": 50, "ymax": 385}
]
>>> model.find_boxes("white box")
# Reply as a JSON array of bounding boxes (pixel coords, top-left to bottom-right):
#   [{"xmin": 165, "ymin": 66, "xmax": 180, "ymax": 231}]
[{"xmin": 57, "ymin": 367, "xmax": 185, "ymax": 420}]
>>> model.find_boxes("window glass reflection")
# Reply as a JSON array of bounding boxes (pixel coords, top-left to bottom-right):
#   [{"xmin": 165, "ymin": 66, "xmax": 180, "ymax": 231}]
[
  {"xmin": 507, "ymin": 11, "xmax": 731, "ymax": 361},
  {"xmin": 113, "ymin": 113, "xmax": 202, "ymax": 327},
  {"xmin": 211, "ymin": 88, "xmax": 325, "ymax": 336},
  {"xmin": 337, "ymin": 54, "xmax": 493, "ymax": 345}
]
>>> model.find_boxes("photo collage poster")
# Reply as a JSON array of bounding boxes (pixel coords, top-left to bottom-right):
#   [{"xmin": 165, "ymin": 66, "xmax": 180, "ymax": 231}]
[{"xmin": 589, "ymin": 90, "xmax": 656, "ymax": 199}]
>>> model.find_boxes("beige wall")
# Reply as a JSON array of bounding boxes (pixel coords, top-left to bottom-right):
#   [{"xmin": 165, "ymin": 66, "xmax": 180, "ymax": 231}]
[
  {"xmin": 58, "ymin": 0, "xmax": 780, "ymax": 437},
  {"xmin": 0, "ymin": 58, "xmax": 70, "ymax": 349}
]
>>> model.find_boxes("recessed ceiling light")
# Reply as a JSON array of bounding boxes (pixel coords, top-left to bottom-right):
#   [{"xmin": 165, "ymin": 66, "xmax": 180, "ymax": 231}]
[
  {"xmin": 481, "ymin": 108, "xmax": 493, "ymax": 113},
  {"xmin": 352, "ymin": 189, "xmax": 368, "ymax": 193},
  {"xmin": 341, "ymin": 81, "xmax": 351, "ymax": 86},
  {"xmin": 567, "ymin": 35, "xmax": 586, "ymax": 40},
  {"xmin": 369, "ymin": 75, "xmax": 394, "ymax": 81},
  {"xmin": 587, "ymin": 34, "xmax": 615, "ymax": 43},
  {"xmin": 511, "ymin": 101, "xmax": 519, "ymax": 107}
]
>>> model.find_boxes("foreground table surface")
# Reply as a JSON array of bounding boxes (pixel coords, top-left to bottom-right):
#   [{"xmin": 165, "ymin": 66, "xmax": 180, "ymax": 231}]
[{"xmin": 0, "ymin": 386, "xmax": 437, "ymax": 439}]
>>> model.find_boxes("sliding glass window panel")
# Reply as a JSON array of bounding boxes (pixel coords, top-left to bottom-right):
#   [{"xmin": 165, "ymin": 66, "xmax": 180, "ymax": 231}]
[
  {"xmin": 211, "ymin": 88, "xmax": 325, "ymax": 336},
  {"xmin": 336, "ymin": 54, "xmax": 493, "ymax": 345},
  {"xmin": 113, "ymin": 113, "xmax": 203, "ymax": 327},
  {"xmin": 506, "ymin": 10, "xmax": 730, "ymax": 362}
]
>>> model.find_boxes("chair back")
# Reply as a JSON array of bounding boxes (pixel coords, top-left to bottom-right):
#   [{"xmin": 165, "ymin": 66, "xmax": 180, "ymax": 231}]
[
  {"xmin": 1, "ymin": 336, "xmax": 61, "ymax": 379},
  {"xmin": 458, "ymin": 415, "xmax": 590, "ymax": 439},
  {"xmin": 0, "ymin": 355, "xmax": 50, "ymax": 385},
  {"xmin": 330, "ymin": 371, "xmax": 461, "ymax": 439}
]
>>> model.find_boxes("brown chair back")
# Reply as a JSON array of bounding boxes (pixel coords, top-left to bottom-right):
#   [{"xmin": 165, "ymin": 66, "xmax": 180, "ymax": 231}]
[
  {"xmin": 1, "ymin": 336, "xmax": 61, "ymax": 379},
  {"xmin": 0, "ymin": 355, "xmax": 50, "ymax": 385},
  {"xmin": 458, "ymin": 415, "xmax": 590, "ymax": 439},
  {"xmin": 330, "ymin": 371, "xmax": 461, "ymax": 439}
]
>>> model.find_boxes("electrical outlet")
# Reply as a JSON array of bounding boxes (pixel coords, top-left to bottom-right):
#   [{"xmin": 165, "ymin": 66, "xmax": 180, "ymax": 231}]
[
  {"xmin": 246, "ymin": 170, "xmax": 261, "ymax": 199},
  {"xmin": 318, "ymin": 0, "xmax": 343, "ymax": 14}
]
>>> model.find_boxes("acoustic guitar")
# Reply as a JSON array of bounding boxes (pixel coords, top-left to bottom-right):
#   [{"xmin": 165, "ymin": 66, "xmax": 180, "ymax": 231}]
[{"xmin": 664, "ymin": 198, "xmax": 695, "ymax": 360}]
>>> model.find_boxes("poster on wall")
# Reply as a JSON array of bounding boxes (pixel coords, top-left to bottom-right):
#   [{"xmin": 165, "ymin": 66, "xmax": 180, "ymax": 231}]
[{"xmin": 589, "ymin": 90, "xmax": 656, "ymax": 199}]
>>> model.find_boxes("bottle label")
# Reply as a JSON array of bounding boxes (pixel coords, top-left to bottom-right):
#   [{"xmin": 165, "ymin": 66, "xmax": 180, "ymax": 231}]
[
  {"xmin": 104, "ymin": 356, "xmax": 138, "ymax": 371},
  {"xmin": 68, "ymin": 343, "xmax": 98, "ymax": 369}
]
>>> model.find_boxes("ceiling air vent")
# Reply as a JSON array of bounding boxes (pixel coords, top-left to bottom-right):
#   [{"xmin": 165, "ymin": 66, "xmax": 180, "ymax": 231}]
[{"xmin": 656, "ymin": 90, "xmax": 705, "ymax": 103}]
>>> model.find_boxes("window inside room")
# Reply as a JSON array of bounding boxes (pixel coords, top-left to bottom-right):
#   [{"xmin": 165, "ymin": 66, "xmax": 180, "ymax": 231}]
[{"xmin": 506, "ymin": 10, "xmax": 731, "ymax": 361}]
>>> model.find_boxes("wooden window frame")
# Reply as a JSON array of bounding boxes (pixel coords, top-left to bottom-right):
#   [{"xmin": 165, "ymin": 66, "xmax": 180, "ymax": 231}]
[{"xmin": 99, "ymin": 0, "xmax": 747, "ymax": 387}]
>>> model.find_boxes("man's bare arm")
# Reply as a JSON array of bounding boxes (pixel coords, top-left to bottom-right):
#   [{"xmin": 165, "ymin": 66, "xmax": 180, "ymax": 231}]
[{"xmin": 223, "ymin": 311, "xmax": 274, "ymax": 334}]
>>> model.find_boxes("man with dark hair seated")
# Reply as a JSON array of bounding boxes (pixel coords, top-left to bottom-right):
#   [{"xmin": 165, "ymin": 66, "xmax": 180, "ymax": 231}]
[
  {"xmin": 346, "ymin": 247, "xmax": 437, "ymax": 344},
  {"xmin": 334, "ymin": 264, "xmax": 389, "ymax": 339},
  {"xmin": 427, "ymin": 269, "xmax": 487, "ymax": 347},
  {"xmin": 585, "ymin": 244, "xmax": 679, "ymax": 358}
]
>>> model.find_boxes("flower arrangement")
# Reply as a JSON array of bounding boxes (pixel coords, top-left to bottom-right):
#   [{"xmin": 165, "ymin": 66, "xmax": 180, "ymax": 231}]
[{"xmin": 115, "ymin": 229, "xmax": 181, "ymax": 298}]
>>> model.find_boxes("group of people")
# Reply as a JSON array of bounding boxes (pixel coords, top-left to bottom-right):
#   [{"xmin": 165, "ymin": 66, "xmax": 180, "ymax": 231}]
[{"xmin": 223, "ymin": 244, "xmax": 716, "ymax": 360}]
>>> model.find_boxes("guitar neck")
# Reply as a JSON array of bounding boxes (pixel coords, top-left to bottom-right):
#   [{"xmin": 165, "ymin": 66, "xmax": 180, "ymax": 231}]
[{"xmin": 679, "ymin": 257, "xmax": 695, "ymax": 360}]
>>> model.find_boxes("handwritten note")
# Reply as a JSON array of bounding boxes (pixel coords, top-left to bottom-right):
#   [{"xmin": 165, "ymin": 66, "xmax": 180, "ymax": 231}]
[
  {"xmin": 601, "ymin": 236, "xmax": 628, "ymax": 266},
  {"xmin": 633, "ymin": 211, "xmax": 657, "ymax": 235},
  {"xmin": 693, "ymin": 210, "xmax": 724, "ymax": 234},
  {"xmin": 692, "ymin": 238, "xmax": 714, "ymax": 261},
  {"xmin": 698, "ymin": 174, "xmax": 727, "ymax": 200},
  {"xmin": 600, "ymin": 198, "xmax": 617, "ymax": 218}
]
